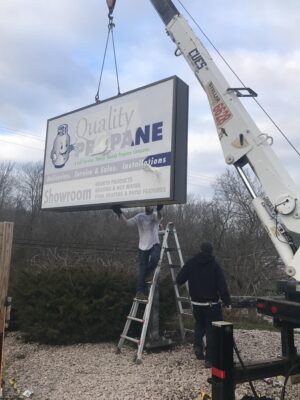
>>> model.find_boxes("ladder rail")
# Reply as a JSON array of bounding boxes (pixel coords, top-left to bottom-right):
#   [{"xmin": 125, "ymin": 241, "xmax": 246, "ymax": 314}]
[
  {"xmin": 136, "ymin": 267, "xmax": 160, "ymax": 360},
  {"xmin": 172, "ymin": 226, "xmax": 192, "ymax": 313},
  {"xmin": 172, "ymin": 226, "xmax": 185, "ymax": 266},
  {"xmin": 117, "ymin": 300, "xmax": 139, "ymax": 350},
  {"xmin": 166, "ymin": 224, "xmax": 193, "ymax": 341},
  {"xmin": 136, "ymin": 225, "xmax": 172, "ymax": 361}
]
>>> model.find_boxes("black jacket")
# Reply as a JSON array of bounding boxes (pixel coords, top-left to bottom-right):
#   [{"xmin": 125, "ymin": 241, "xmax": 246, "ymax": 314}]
[{"xmin": 176, "ymin": 252, "xmax": 231, "ymax": 306}]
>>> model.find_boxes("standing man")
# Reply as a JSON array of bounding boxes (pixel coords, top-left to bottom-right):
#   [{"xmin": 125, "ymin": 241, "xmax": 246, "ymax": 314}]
[
  {"xmin": 176, "ymin": 241, "xmax": 231, "ymax": 368},
  {"xmin": 112, "ymin": 205, "xmax": 163, "ymax": 300}
]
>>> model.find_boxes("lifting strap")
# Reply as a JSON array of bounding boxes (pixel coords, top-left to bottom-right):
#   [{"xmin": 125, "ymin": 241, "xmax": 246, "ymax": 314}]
[{"xmin": 95, "ymin": 1, "xmax": 120, "ymax": 102}]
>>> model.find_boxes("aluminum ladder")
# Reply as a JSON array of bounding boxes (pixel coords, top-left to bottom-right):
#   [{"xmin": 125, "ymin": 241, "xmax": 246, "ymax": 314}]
[{"xmin": 116, "ymin": 222, "xmax": 193, "ymax": 363}]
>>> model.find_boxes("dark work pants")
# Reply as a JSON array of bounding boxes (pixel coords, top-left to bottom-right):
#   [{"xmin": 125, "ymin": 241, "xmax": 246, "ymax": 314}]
[
  {"xmin": 192, "ymin": 303, "xmax": 223, "ymax": 362},
  {"xmin": 137, "ymin": 244, "xmax": 161, "ymax": 293}
]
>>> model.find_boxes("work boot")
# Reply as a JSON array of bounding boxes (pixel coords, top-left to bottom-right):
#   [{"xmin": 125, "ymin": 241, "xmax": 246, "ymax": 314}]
[
  {"xmin": 145, "ymin": 271, "xmax": 155, "ymax": 284},
  {"xmin": 194, "ymin": 346, "xmax": 204, "ymax": 360},
  {"xmin": 195, "ymin": 351, "xmax": 204, "ymax": 360},
  {"xmin": 145, "ymin": 266, "xmax": 158, "ymax": 284},
  {"xmin": 135, "ymin": 291, "xmax": 148, "ymax": 301}
]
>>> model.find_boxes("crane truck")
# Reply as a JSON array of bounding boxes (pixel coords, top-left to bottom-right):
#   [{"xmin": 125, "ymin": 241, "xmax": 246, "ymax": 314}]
[{"xmin": 107, "ymin": 0, "xmax": 300, "ymax": 398}]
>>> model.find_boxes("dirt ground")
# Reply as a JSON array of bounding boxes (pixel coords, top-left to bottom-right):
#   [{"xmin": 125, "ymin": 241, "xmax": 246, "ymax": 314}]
[{"xmin": 3, "ymin": 330, "xmax": 300, "ymax": 400}]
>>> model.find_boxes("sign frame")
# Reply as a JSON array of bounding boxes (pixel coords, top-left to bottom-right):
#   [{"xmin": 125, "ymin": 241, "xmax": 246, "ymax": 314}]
[{"xmin": 41, "ymin": 76, "xmax": 188, "ymax": 211}]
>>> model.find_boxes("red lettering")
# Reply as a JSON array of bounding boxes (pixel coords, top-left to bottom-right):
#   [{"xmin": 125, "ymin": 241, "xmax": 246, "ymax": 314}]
[{"xmin": 213, "ymin": 102, "xmax": 232, "ymax": 127}]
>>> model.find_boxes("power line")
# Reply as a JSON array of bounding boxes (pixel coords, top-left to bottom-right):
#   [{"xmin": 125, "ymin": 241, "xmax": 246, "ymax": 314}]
[
  {"xmin": 0, "ymin": 138, "xmax": 44, "ymax": 151},
  {"xmin": 176, "ymin": 0, "xmax": 300, "ymax": 158},
  {"xmin": 188, "ymin": 181, "xmax": 212, "ymax": 188},
  {"xmin": 0, "ymin": 123, "xmax": 45, "ymax": 142},
  {"xmin": 188, "ymin": 171, "xmax": 215, "ymax": 182}
]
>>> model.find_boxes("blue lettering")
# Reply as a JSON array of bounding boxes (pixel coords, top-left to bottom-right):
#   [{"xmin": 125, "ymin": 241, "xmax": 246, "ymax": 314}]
[
  {"xmin": 152, "ymin": 122, "xmax": 163, "ymax": 142},
  {"xmin": 135, "ymin": 125, "xmax": 150, "ymax": 145}
]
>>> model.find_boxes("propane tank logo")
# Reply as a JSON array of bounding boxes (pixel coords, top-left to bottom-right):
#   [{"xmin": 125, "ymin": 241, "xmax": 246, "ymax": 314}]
[{"xmin": 50, "ymin": 124, "xmax": 76, "ymax": 168}]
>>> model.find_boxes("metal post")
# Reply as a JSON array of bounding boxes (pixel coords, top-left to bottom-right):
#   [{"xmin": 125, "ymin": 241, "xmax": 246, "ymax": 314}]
[
  {"xmin": 280, "ymin": 321, "xmax": 297, "ymax": 358},
  {"xmin": 211, "ymin": 321, "xmax": 235, "ymax": 400},
  {"xmin": 147, "ymin": 283, "xmax": 160, "ymax": 342}
]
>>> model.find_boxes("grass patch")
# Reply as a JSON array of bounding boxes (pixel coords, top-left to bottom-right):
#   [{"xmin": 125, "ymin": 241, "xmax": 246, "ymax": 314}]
[{"xmin": 226, "ymin": 309, "xmax": 277, "ymax": 331}]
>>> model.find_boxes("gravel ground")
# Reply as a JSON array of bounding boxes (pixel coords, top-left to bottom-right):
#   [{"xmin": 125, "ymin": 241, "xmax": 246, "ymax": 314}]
[{"xmin": 4, "ymin": 330, "xmax": 300, "ymax": 400}]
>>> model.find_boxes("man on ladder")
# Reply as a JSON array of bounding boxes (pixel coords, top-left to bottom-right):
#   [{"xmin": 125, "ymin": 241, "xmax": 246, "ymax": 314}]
[
  {"xmin": 115, "ymin": 219, "xmax": 191, "ymax": 363},
  {"xmin": 112, "ymin": 204, "xmax": 163, "ymax": 300}
]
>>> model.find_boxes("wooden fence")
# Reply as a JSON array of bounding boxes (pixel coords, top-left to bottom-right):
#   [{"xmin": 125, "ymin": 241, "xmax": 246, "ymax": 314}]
[{"xmin": 0, "ymin": 222, "xmax": 13, "ymax": 324}]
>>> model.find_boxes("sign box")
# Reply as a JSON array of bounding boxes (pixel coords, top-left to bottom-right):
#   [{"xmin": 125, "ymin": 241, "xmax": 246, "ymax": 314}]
[{"xmin": 41, "ymin": 76, "xmax": 188, "ymax": 211}]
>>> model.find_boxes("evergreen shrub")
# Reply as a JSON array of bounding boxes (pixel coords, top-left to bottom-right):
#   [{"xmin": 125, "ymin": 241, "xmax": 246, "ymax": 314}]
[
  {"xmin": 9, "ymin": 265, "xmax": 177, "ymax": 345},
  {"xmin": 9, "ymin": 265, "xmax": 136, "ymax": 344}
]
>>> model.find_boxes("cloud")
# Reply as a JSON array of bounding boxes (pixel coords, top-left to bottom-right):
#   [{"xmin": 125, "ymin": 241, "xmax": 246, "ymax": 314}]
[
  {"xmin": 0, "ymin": 132, "xmax": 44, "ymax": 162},
  {"xmin": 1, "ymin": 0, "xmax": 300, "ymax": 197}
]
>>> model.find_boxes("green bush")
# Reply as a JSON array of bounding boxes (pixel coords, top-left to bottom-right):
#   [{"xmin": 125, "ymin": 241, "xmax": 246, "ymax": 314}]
[
  {"xmin": 9, "ymin": 266, "xmax": 136, "ymax": 344},
  {"xmin": 9, "ymin": 265, "xmax": 178, "ymax": 345}
]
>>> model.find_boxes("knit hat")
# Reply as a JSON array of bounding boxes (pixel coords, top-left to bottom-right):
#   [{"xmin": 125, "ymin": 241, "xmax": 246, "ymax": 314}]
[{"xmin": 200, "ymin": 241, "xmax": 213, "ymax": 255}]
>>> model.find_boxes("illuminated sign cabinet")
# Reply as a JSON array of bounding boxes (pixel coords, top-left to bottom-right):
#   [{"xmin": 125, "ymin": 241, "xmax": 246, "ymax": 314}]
[{"xmin": 41, "ymin": 76, "xmax": 188, "ymax": 211}]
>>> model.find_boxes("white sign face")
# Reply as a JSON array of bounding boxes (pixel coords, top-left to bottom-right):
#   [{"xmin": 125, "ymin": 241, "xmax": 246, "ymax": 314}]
[{"xmin": 41, "ymin": 76, "xmax": 188, "ymax": 210}]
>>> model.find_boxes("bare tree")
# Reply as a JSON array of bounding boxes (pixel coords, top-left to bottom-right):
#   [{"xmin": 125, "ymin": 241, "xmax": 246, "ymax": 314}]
[
  {"xmin": 212, "ymin": 169, "xmax": 279, "ymax": 295},
  {"xmin": 15, "ymin": 162, "xmax": 43, "ymax": 235},
  {"xmin": 0, "ymin": 161, "xmax": 15, "ymax": 217}
]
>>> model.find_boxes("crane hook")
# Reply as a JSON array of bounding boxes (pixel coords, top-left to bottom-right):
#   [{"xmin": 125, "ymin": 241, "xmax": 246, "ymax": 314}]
[{"xmin": 106, "ymin": 0, "xmax": 116, "ymax": 16}]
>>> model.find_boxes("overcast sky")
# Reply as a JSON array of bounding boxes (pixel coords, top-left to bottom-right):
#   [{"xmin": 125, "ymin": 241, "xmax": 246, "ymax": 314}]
[{"xmin": 1, "ymin": 0, "xmax": 300, "ymax": 198}]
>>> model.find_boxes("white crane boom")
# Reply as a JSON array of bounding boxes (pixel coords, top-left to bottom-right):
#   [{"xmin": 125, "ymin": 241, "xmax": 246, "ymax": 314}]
[{"xmin": 150, "ymin": 0, "xmax": 300, "ymax": 280}]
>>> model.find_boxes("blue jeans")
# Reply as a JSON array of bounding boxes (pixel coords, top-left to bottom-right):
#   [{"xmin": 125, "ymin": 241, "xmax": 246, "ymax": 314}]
[
  {"xmin": 192, "ymin": 303, "xmax": 223, "ymax": 362},
  {"xmin": 137, "ymin": 244, "xmax": 161, "ymax": 293}
]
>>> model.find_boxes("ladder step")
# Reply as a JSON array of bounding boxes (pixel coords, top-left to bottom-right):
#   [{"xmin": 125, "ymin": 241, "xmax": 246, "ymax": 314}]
[
  {"xmin": 127, "ymin": 316, "xmax": 144, "ymax": 323},
  {"xmin": 121, "ymin": 335, "xmax": 139, "ymax": 344},
  {"xmin": 165, "ymin": 247, "xmax": 177, "ymax": 252},
  {"xmin": 134, "ymin": 297, "xmax": 148, "ymax": 303},
  {"xmin": 182, "ymin": 311, "xmax": 193, "ymax": 316},
  {"xmin": 169, "ymin": 264, "xmax": 181, "ymax": 269},
  {"xmin": 177, "ymin": 296, "xmax": 190, "ymax": 303},
  {"xmin": 185, "ymin": 328, "xmax": 194, "ymax": 333}
]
